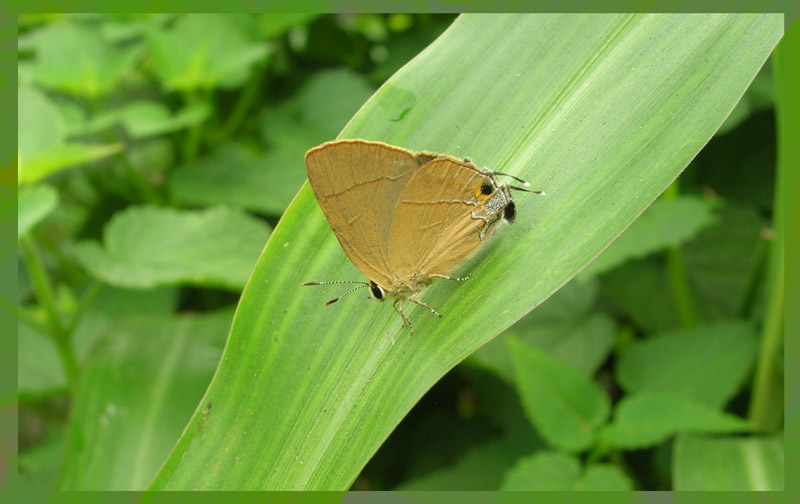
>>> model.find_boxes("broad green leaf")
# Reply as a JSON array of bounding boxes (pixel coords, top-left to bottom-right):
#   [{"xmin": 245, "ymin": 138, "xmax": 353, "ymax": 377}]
[
  {"xmin": 18, "ymin": 184, "xmax": 58, "ymax": 237},
  {"xmin": 468, "ymin": 278, "xmax": 615, "ymax": 381},
  {"xmin": 56, "ymin": 310, "xmax": 232, "ymax": 490},
  {"xmin": 601, "ymin": 392, "xmax": 752, "ymax": 449},
  {"xmin": 171, "ymin": 69, "xmax": 374, "ymax": 215},
  {"xmin": 501, "ymin": 451, "xmax": 579, "ymax": 490},
  {"xmin": 19, "ymin": 142, "xmax": 123, "ymax": 185},
  {"xmin": 25, "ymin": 20, "xmax": 142, "ymax": 97},
  {"xmin": 673, "ymin": 434, "xmax": 784, "ymax": 490},
  {"xmin": 18, "ymin": 86, "xmax": 64, "ymax": 163},
  {"xmin": 147, "ymin": 14, "xmax": 271, "ymax": 91},
  {"xmin": 616, "ymin": 321, "xmax": 758, "ymax": 407},
  {"xmin": 18, "ymin": 86, "xmax": 122, "ymax": 185},
  {"xmin": 601, "ymin": 258, "xmax": 680, "ymax": 332},
  {"xmin": 395, "ymin": 430, "xmax": 541, "ymax": 490},
  {"xmin": 580, "ymin": 464, "xmax": 635, "ymax": 491},
  {"xmin": 148, "ymin": 14, "xmax": 782, "ymax": 490},
  {"xmin": 508, "ymin": 337, "xmax": 610, "ymax": 452},
  {"xmin": 73, "ymin": 206, "xmax": 271, "ymax": 290},
  {"xmin": 580, "ymin": 196, "xmax": 717, "ymax": 278},
  {"xmin": 715, "ymin": 64, "xmax": 773, "ymax": 136},
  {"xmin": 501, "ymin": 451, "xmax": 633, "ymax": 490},
  {"xmin": 684, "ymin": 204, "xmax": 768, "ymax": 320}
]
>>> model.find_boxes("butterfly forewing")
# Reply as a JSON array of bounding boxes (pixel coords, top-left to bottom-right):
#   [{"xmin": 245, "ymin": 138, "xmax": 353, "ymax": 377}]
[
  {"xmin": 387, "ymin": 158, "xmax": 496, "ymax": 282},
  {"xmin": 305, "ymin": 140, "xmax": 427, "ymax": 288}
]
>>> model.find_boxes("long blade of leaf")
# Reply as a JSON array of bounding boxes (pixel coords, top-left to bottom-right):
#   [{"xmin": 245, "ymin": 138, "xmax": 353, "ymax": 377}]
[{"xmin": 148, "ymin": 13, "xmax": 782, "ymax": 490}]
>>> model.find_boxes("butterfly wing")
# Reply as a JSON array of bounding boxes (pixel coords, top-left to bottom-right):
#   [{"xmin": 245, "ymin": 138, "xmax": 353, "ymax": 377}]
[
  {"xmin": 306, "ymin": 140, "xmax": 428, "ymax": 288},
  {"xmin": 387, "ymin": 157, "xmax": 505, "ymax": 282}
]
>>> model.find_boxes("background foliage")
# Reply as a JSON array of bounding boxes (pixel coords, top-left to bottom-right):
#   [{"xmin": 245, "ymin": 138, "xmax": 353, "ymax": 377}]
[{"xmin": 15, "ymin": 13, "xmax": 784, "ymax": 492}]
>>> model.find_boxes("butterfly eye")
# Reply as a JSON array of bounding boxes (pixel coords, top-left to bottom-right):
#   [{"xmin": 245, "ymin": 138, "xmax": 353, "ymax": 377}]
[
  {"xmin": 369, "ymin": 281, "xmax": 385, "ymax": 301},
  {"xmin": 503, "ymin": 201, "xmax": 516, "ymax": 222}
]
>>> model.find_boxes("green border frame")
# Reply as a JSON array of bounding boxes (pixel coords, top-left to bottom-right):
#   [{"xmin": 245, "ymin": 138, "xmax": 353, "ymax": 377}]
[{"xmin": 2, "ymin": 3, "xmax": 796, "ymax": 504}]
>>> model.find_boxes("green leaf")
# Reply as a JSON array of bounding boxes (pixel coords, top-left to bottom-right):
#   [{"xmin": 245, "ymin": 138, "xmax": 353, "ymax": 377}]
[
  {"xmin": 616, "ymin": 321, "xmax": 758, "ymax": 408},
  {"xmin": 673, "ymin": 434, "xmax": 784, "ymax": 490},
  {"xmin": 601, "ymin": 392, "xmax": 752, "ymax": 449},
  {"xmin": 68, "ymin": 100, "xmax": 211, "ymax": 139},
  {"xmin": 121, "ymin": 100, "xmax": 211, "ymax": 138},
  {"xmin": 18, "ymin": 86, "xmax": 122, "ymax": 184},
  {"xmin": 26, "ymin": 20, "xmax": 142, "ymax": 97},
  {"xmin": 170, "ymin": 69, "xmax": 374, "ymax": 215},
  {"xmin": 601, "ymin": 258, "xmax": 681, "ymax": 332},
  {"xmin": 508, "ymin": 337, "xmax": 610, "ymax": 452},
  {"xmin": 148, "ymin": 14, "xmax": 782, "ymax": 489},
  {"xmin": 501, "ymin": 451, "xmax": 579, "ymax": 490},
  {"xmin": 684, "ymin": 204, "xmax": 768, "ymax": 320},
  {"xmin": 72, "ymin": 206, "xmax": 271, "ymax": 290},
  {"xmin": 56, "ymin": 310, "xmax": 232, "ymax": 490},
  {"xmin": 18, "ymin": 86, "xmax": 65, "ymax": 163},
  {"xmin": 395, "ymin": 431, "xmax": 541, "ymax": 490},
  {"xmin": 257, "ymin": 13, "xmax": 320, "ymax": 38},
  {"xmin": 581, "ymin": 196, "xmax": 717, "ymax": 277},
  {"xmin": 18, "ymin": 184, "xmax": 58, "ymax": 237},
  {"xmin": 169, "ymin": 143, "xmax": 303, "ymax": 216},
  {"xmin": 20, "ymin": 142, "xmax": 123, "ymax": 185},
  {"xmin": 580, "ymin": 464, "xmax": 635, "ymax": 491},
  {"xmin": 501, "ymin": 451, "xmax": 633, "ymax": 490},
  {"xmin": 468, "ymin": 277, "xmax": 615, "ymax": 381},
  {"xmin": 18, "ymin": 320, "xmax": 67, "ymax": 395},
  {"xmin": 147, "ymin": 14, "xmax": 271, "ymax": 91}
]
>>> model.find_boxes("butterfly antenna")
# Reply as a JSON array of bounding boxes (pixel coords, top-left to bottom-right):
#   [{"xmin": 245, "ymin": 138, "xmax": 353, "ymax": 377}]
[
  {"xmin": 494, "ymin": 171, "xmax": 531, "ymax": 186},
  {"xmin": 302, "ymin": 280, "xmax": 370, "ymax": 306},
  {"xmin": 494, "ymin": 172, "xmax": 546, "ymax": 195},
  {"xmin": 510, "ymin": 186, "xmax": 546, "ymax": 195}
]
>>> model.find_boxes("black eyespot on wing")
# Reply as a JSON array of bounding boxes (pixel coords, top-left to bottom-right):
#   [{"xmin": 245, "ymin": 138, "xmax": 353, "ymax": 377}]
[
  {"xmin": 504, "ymin": 202, "xmax": 516, "ymax": 222},
  {"xmin": 480, "ymin": 183, "xmax": 493, "ymax": 195},
  {"xmin": 369, "ymin": 281, "xmax": 384, "ymax": 300}
]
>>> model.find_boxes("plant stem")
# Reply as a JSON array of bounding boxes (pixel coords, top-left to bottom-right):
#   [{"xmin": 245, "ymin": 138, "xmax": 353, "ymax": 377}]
[
  {"xmin": 182, "ymin": 91, "xmax": 205, "ymax": 162},
  {"xmin": 19, "ymin": 235, "xmax": 79, "ymax": 391},
  {"xmin": 20, "ymin": 235, "xmax": 64, "ymax": 337},
  {"xmin": 65, "ymin": 279, "xmax": 103, "ymax": 335},
  {"xmin": 213, "ymin": 61, "xmax": 267, "ymax": 147},
  {"xmin": 662, "ymin": 181, "xmax": 696, "ymax": 327},
  {"xmin": 748, "ymin": 45, "xmax": 789, "ymax": 432}
]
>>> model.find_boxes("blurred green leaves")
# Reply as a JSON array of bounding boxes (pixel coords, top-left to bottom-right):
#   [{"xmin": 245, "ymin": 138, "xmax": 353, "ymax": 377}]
[
  {"xmin": 146, "ymin": 14, "xmax": 271, "ymax": 91},
  {"xmin": 501, "ymin": 452, "xmax": 632, "ymax": 490},
  {"xmin": 23, "ymin": 20, "xmax": 142, "ymax": 98},
  {"xmin": 73, "ymin": 206, "xmax": 271, "ymax": 290},
  {"xmin": 170, "ymin": 69, "xmax": 374, "ymax": 215},
  {"xmin": 18, "ymin": 86, "xmax": 121, "ymax": 185},
  {"xmin": 18, "ymin": 185, "xmax": 58, "ymax": 237}
]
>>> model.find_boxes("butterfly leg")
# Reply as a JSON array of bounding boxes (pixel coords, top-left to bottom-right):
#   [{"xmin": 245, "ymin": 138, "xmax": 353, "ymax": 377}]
[
  {"xmin": 429, "ymin": 273, "xmax": 472, "ymax": 282},
  {"xmin": 408, "ymin": 295, "xmax": 443, "ymax": 319},
  {"xmin": 392, "ymin": 298, "xmax": 414, "ymax": 335}
]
